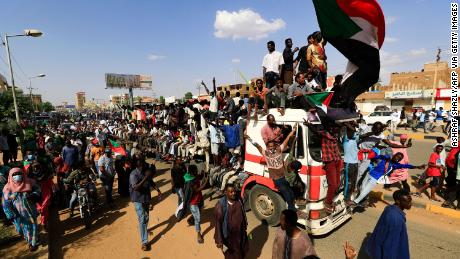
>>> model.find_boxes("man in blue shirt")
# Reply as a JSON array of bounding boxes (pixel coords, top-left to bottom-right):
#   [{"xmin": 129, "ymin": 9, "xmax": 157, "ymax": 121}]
[
  {"xmin": 129, "ymin": 159, "xmax": 152, "ymax": 251},
  {"xmin": 98, "ymin": 149, "xmax": 115, "ymax": 205},
  {"xmin": 61, "ymin": 140, "xmax": 79, "ymax": 169},
  {"xmin": 365, "ymin": 190, "xmax": 412, "ymax": 259},
  {"xmin": 351, "ymin": 153, "xmax": 425, "ymax": 206}
]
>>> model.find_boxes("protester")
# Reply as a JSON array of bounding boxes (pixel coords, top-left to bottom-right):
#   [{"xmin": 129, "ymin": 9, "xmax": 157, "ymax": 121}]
[
  {"xmin": 365, "ymin": 190, "xmax": 412, "ymax": 259},
  {"xmin": 266, "ymin": 79, "xmax": 288, "ymax": 115},
  {"xmin": 2, "ymin": 168, "xmax": 41, "ymax": 251},
  {"xmin": 282, "ymin": 38, "xmax": 299, "ymax": 85},
  {"xmin": 385, "ymin": 135, "xmax": 412, "ymax": 193},
  {"xmin": 129, "ymin": 159, "xmax": 152, "ymax": 251},
  {"xmin": 98, "ymin": 148, "xmax": 115, "ymax": 205},
  {"xmin": 414, "ymin": 144, "xmax": 445, "ymax": 201},
  {"xmin": 187, "ymin": 164, "xmax": 208, "ymax": 244},
  {"xmin": 351, "ymin": 153, "xmax": 425, "ymax": 206},
  {"xmin": 263, "ymin": 41, "xmax": 284, "ymax": 89},
  {"xmin": 214, "ymin": 184, "xmax": 248, "ymax": 259},
  {"xmin": 246, "ymin": 126, "xmax": 297, "ymax": 211},
  {"xmin": 272, "ymin": 209, "xmax": 317, "ymax": 259}
]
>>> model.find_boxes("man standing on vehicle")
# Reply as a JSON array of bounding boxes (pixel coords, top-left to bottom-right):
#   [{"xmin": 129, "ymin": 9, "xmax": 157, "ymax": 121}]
[
  {"xmin": 214, "ymin": 184, "xmax": 248, "ymax": 259},
  {"xmin": 246, "ymin": 125, "xmax": 297, "ymax": 211},
  {"xmin": 263, "ymin": 41, "xmax": 284, "ymax": 89},
  {"xmin": 261, "ymin": 114, "xmax": 284, "ymax": 145},
  {"xmin": 130, "ymin": 159, "xmax": 153, "ymax": 251},
  {"xmin": 98, "ymin": 148, "xmax": 115, "ymax": 206}
]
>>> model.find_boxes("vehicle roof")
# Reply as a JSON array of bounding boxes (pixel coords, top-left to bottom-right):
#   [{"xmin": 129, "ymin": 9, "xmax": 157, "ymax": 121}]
[{"xmin": 256, "ymin": 108, "xmax": 308, "ymax": 123}]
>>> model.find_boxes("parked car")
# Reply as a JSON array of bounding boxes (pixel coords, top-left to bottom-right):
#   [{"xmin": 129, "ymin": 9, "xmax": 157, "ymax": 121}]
[
  {"xmin": 362, "ymin": 111, "xmax": 393, "ymax": 125},
  {"xmin": 374, "ymin": 105, "xmax": 390, "ymax": 112}
]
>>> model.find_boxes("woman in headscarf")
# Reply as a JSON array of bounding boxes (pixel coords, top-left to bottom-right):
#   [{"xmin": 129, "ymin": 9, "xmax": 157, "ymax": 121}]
[{"xmin": 2, "ymin": 167, "xmax": 41, "ymax": 251}]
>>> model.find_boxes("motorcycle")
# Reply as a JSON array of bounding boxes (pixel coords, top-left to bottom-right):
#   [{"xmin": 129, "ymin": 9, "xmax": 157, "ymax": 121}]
[{"xmin": 76, "ymin": 180, "xmax": 97, "ymax": 229}]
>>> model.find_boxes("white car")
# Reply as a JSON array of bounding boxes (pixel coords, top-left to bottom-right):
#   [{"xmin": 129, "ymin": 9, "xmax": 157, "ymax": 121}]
[{"xmin": 362, "ymin": 111, "xmax": 393, "ymax": 125}]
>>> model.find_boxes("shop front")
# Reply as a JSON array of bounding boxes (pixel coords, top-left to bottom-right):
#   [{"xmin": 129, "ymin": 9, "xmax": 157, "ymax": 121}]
[
  {"xmin": 385, "ymin": 90, "xmax": 433, "ymax": 110},
  {"xmin": 435, "ymin": 88, "xmax": 452, "ymax": 110}
]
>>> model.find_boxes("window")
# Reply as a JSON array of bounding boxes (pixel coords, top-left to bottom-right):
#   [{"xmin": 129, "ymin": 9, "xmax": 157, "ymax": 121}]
[
  {"xmin": 278, "ymin": 124, "xmax": 293, "ymax": 153},
  {"xmin": 369, "ymin": 112, "xmax": 377, "ymax": 117},
  {"xmin": 308, "ymin": 125, "xmax": 323, "ymax": 162},
  {"xmin": 383, "ymin": 112, "xmax": 392, "ymax": 116},
  {"xmin": 295, "ymin": 125, "xmax": 304, "ymax": 159}
]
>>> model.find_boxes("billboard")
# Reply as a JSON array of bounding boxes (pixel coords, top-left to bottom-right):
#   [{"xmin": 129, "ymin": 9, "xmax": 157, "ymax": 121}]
[{"xmin": 105, "ymin": 73, "xmax": 152, "ymax": 89}]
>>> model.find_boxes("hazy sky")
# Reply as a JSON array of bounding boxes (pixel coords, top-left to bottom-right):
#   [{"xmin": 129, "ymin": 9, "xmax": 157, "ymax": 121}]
[{"xmin": 0, "ymin": 0, "xmax": 448, "ymax": 105}]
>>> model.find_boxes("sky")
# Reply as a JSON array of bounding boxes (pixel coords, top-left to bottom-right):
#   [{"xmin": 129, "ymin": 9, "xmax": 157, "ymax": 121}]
[{"xmin": 0, "ymin": 0, "xmax": 450, "ymax": 105}]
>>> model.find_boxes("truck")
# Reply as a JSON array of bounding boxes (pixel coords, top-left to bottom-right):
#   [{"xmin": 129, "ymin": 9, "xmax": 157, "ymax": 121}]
[{"xmin": 241, "ymin": 108, "xmax": 352, "ymax": 236}]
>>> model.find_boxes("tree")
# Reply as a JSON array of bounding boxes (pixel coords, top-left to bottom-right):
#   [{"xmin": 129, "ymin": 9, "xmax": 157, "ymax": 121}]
[
  {"xmin": 184, "ymin": 92, "xmax": 193, "ymax": 100},
  {"xmin": 0, "ymin": 89, "xmax": 34, "ymax": 119},
  {"xmin": 159, "ymin": 96, "xmax": 165, "ymax": 104},
  {"xmin": 41, "ymin": 101, "xmax": 55, "ymax": 112}
]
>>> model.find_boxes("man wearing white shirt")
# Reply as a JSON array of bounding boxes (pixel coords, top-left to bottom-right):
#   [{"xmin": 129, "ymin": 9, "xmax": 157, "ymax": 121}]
[
  {"xmin": 390, "ymin": 109, "xmax": 400, "ymax": 133},
  {"xmin": 305, "ymin": 72, "xmax": 320, "ymax": 92},
  {"xmin": 263, "ymin": 41, "xmax": 284, "ymax": 89}
]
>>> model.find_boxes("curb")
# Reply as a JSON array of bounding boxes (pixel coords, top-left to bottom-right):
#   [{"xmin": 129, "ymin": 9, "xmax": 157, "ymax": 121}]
[
  {"xmin": 393, "ymin": 133, "xmax": 444, "ymax": 141},
  {"xmin": 369, "ymin": 191, "xmax": 460, "ymax": 219}
]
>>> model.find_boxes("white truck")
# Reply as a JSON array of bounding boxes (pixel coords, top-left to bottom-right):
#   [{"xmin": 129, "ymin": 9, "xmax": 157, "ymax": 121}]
[{"xmin": 241, "ymin": 108, "xmax": 352, "ymax": 235}]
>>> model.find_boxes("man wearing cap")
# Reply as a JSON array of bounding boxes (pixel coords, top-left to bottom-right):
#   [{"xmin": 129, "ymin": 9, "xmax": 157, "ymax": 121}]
[{"xmin": 98, "ymin": 148, "xmax": 115, "ymax": 205}]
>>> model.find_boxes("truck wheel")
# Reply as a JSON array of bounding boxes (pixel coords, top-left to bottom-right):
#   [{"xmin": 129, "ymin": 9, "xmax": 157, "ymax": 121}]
[{"xmin": 249, "ymin": 185, "xmax": 286, "ymax": 226}]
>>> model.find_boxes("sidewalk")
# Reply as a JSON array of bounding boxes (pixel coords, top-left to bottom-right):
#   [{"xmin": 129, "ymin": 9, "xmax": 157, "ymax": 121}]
[{"xmin": 370, "ymin": 185, "xmax": 460, "ymax": 219}]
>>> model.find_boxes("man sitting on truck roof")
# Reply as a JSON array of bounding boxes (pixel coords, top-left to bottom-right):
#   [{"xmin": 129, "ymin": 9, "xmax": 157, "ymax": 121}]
[{"xmin": 245, "ymin": 125, "xmax": 298, "ymax": 212}]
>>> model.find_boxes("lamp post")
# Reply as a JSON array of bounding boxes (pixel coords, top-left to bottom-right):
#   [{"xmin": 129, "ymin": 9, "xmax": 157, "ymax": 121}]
[
  {"xmin": 28, "ymin": 74, "xmax": 46, "ymax": 111},
  {"xmin": 4, "ymin": 29, "xmax": 43, "ymax": 124}
]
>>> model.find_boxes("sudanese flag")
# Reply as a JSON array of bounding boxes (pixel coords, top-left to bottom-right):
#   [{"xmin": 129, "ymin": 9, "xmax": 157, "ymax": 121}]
[
  {"xmin": 312, "ymin": 0, "xmax": 385, "ymax": 107},
  {"xmin": 108, "ymin": 139, "xmax": 127, "ymax": 156}
]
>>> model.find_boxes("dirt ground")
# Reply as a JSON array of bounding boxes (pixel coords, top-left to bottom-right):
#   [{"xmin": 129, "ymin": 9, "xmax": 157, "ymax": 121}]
[{"xmin": 2, "ymin": 158, "xmax": 460, "ymax": 259}]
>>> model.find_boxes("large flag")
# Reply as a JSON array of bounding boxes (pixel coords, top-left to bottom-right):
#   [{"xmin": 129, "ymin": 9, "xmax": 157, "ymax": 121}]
[
  {"xmin": 305, "ymin": 92, "xmax": 334, "ymax": 114},
  {"xmin": 108, "ymin": 139, "xmax": 127, "ymax": 156},
  {"xmin": 312, "ymin": 0, "xmax": 385, "ymax": 108},
  {"xmin": 136, "ymin": 109, "xmax": 146, "ymax": 121}
]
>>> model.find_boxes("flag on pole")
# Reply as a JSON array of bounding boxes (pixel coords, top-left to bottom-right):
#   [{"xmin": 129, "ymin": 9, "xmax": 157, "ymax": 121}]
[
  {"xmin": 312, "ymin": 0, "xmax": 385, "ymax": 107},
  {"xmin": 108, "ymin": 139, "xmax": 127, "ymax": 156}
]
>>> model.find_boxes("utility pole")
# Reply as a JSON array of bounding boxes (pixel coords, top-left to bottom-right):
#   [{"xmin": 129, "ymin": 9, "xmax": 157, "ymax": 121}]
[{"xmin": 430, "ymin": 47, "xmax": 442, "ymax": 107}]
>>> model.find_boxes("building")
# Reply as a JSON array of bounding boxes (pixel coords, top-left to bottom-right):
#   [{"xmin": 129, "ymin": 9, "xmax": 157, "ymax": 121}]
[
  {"xmin": 75, "ymin": 92, "xmax": 86, "ymax": 110},
  {"xmin": 216, "ymin": 78, "xmax": 263, "ymax": 98},
  {"xmin": 31, "ymin": 94, "xmax": 42, "ymax": 111},
  {"xmin": 356, "ymin": 61, "xmax": 458, "ymax": 114},
  {"xmin": 386, "ymin": 61, "xmax": 458, "ymax": 110}
]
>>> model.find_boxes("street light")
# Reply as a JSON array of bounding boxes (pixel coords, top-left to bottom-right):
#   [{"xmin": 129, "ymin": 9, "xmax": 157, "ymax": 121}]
[
  {"xmin": 28, "ymin": 74, "xmax": 46, "ymax": 112},
  {"xmin": 3, "ymin": 29, "xmax": 43, "ymax": 124}
]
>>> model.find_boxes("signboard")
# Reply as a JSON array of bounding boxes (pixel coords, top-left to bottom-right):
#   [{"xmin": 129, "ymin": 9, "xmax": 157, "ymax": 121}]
[
  {"xmin": 105, "ymin": 73, "xmax": 152, "ymax": 89},
  {"xmin": 385, "ymin": 90, "xmax": 433, "ymax": 99},
  {"xmin": 165, "ymin": 96, "xmax": 176, "ymax": 104}
]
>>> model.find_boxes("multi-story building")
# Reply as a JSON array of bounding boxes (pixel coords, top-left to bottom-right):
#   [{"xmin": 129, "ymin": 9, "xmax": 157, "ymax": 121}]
[
  {"xmin": 356, "ymin": 61, "xmax": 458, "ymax": 114},
  {"xmin": 385, "ymin": 61, "xmax": 458, "ymax": 110},
  {"xmin": 216, "ymin": 77, "xmax": 263, "ymax": 98},
  {"xmin": 75, "ymin": 92, "xmax": 86, "ymax": 110}
]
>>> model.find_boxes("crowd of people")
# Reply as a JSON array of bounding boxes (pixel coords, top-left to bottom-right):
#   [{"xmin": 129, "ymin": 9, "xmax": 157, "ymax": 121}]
[{"xmin": 0, "ymin": 34, "xmax": 459, "ymax": 259}]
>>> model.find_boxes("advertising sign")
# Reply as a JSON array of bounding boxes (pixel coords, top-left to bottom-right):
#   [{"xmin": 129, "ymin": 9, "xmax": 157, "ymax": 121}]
[
  {"xmin": 385, "ymin": 90, "xmax": 433, "ymax": 99},
  {"xmin": 105, "ymin": 73, "xmax": 152, "ymax": 89}
]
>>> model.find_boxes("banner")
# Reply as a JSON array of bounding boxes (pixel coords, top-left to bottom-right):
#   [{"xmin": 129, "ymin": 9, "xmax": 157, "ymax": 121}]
[{"xmin": 105, "ymin": 73, "xmax": 152, "ymax": 89}]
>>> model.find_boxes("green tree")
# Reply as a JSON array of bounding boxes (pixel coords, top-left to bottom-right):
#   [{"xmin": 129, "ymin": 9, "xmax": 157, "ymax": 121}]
[
  {"xmin": 0, "ymin": 89, "xmax": 34, "ymax": 119},
  {"xmin": 159, "ymin": 96, "xmax": 165, "ymax": 104},
  {"xmin": 184, "ymin": 92, "xmax": 193, "ymax": 100},
  {"xmin": 41, "ymin": 101, "xmax": 55, "ymax": 112}
]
